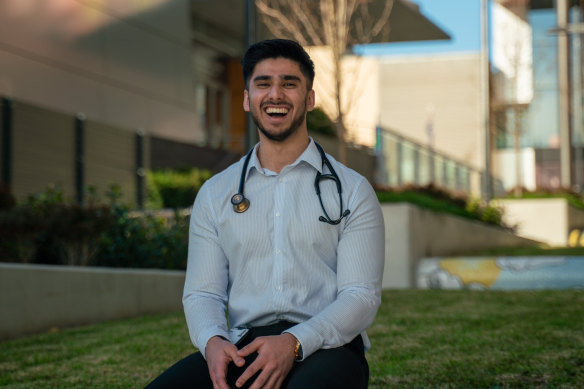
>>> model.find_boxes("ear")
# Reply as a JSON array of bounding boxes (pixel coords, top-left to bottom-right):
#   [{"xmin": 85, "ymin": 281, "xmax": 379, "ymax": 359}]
[
  {"xmin": 306, "ymin": 89, "xmax": 315, "ymax": 112},
  {"xmin": 243, "ymin": 89, "xmax": 250, "ymax": 112}
]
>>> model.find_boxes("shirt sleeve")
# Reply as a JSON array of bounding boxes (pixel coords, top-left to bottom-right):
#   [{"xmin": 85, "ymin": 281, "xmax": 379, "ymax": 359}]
[
  {"xmin": 182, "ymin": 182, "xmax": 230, "ymax": 359},
  {"xmin": 284, "ymin": 177, "xmax": 385, "ymax": 359}
]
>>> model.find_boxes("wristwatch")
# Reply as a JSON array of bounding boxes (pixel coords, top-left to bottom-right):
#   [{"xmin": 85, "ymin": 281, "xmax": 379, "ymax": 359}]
[{"xmin": 293, "ymin": 338, "xmax": 303, "ymax": 361}]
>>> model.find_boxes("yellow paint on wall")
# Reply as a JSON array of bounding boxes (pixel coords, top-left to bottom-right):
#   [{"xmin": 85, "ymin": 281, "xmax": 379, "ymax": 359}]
[{"xmin": 439, "ymin": 258, "xmax": 501, "ymax": 287}]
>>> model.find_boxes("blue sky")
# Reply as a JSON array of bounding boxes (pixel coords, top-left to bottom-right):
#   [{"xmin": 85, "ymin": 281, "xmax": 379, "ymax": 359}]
[
  {"xmin": 354, "ymin": 0, "xmax": 565, "ymax": 149},
  {"xmin": 355, "ymin": 0, "xmax": 482, "ymax": 56}
]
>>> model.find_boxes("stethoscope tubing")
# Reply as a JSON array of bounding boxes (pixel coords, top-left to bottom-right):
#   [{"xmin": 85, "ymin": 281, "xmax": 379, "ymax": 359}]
[{"xmin": 231, "ymin": 142, "xmax": 350, "ymax": 224}]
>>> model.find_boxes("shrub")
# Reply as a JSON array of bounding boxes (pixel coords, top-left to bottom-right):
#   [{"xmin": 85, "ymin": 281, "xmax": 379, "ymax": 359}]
[
  {"xmin": 0, "ymin": 201, "xmax": 43, "ymax": 262},
  {"xmin": 0, "ymin": 183, "xmax": 16, "ymax": 211},
  {"xmin": 376, "ymin": 184, "xmax": 512, "ymax": 230},
  {"xmin": 0, "ymin": 185, "xmax": 113, "ymax": 265},
  {"xmin": 466, "ymin": 197, "xmax": 506, "ymax": 228},
  {"xmin": 501, "ymin": 187, "xmax": 584, "ymax": 211},
  {"xmin": 0, "ymin": 185, "xmax": 189, "ymax": 270},
  {"xmin": 307, "ymin": 107, "xmax": 336, "ymax": 138},
  {"xmin": 147, "ymin": 168, "xmax": 211, "ymax": 209},
  {"xmin": 94, "ymin": 206, "xmax": 188, "ymax": 270}
]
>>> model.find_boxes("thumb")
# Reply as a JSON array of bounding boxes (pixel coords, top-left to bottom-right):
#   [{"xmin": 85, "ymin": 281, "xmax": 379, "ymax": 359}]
[{"xmin": 225, "ymin": 344, "xmax": 246, "ymax": 367}]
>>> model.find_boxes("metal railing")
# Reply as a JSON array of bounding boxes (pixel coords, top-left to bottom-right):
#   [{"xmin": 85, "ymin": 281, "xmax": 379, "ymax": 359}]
[{"xmin": 375, "ymin": 126, "xmax": 503, "ymax": 198}]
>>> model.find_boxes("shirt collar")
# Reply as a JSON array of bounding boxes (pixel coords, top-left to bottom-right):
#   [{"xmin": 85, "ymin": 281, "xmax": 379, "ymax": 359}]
[{"xmin": 244, "ymin": 137, "xmax": 323, "ymax": 178}]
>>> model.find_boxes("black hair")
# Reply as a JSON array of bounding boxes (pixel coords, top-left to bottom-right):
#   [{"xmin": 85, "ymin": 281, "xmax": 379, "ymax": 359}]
[{"xmin": 241, "ymin": 39, "xmax": 315, "ymax": 90}]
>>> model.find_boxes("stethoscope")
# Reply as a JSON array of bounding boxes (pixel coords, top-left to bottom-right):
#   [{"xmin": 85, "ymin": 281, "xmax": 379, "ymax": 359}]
[{"xmin": 231, "ymin": 142, "xmax": 351, "ymax": 225}]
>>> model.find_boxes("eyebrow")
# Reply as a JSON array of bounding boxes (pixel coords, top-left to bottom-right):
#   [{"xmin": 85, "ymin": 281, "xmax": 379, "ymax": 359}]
[{"xmin": 252, "ymin": 74, "xmax": 302, "ymax": 83}]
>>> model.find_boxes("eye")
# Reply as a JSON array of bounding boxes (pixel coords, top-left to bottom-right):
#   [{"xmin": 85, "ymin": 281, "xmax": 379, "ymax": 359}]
[{"xmin": 283, "ymin": 82, "xmax": 297, "ymax": 88}]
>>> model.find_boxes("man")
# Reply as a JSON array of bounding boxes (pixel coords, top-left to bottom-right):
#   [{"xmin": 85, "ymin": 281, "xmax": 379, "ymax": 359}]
[{"xmin": 146, "ymin": 39, "xmax": 385, "ymax": 389}]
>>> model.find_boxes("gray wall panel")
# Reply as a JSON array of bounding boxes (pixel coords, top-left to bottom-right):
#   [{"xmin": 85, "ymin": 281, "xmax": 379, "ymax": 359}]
[{"xmin": 12, "ymin": 102, "xmax": 75, "ymax": 197}]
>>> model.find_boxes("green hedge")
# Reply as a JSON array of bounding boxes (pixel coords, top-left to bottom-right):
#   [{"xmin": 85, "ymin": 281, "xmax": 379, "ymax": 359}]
[
  {"xmin": 307, "ymin": 107, "xmax": 336, "ymax": 137},
  {"xmin": 0, "ymin": 185, "xmax": 188, "ymax": 269},
  {"xmin": 376, "ymin": 184, "xmax": 510, "ymax": 230},
  {"xmin": 499, "ymin": 188, "xmax": 584, "ymax": 211},
  {"xmin": 147, "ymin": 168, "xmax": 211, "ymax": 209},
  {"xmin": 1, "ymin": 179, "xmax": 523, "ymax": 270}
]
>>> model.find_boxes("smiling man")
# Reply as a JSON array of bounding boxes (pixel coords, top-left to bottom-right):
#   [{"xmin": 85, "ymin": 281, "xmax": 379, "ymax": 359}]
[
  {"xmin": 245, "ymin": 57, "xmax": 313, "ymax": 143},
  {"xmin": 146, "ymin": 39, "xmax": 385, "ymax": 389}
]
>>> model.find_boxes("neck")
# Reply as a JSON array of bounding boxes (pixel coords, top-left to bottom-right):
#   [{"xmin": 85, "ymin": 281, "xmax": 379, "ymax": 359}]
[{"xmin": 257, "ymin": 132, "xmax": 310, "ymax": 174}]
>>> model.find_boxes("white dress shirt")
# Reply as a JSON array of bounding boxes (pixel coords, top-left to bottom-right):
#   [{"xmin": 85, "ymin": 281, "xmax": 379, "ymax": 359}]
[{"xmin": 183, "ymin": 138, "xmax": 385, "ymax": 360}]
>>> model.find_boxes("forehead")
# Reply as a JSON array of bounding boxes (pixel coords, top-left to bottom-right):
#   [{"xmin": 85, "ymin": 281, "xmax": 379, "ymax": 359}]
[{"xmin": 251, "ymin": 57, "xmax": 306, "ymax": 81}]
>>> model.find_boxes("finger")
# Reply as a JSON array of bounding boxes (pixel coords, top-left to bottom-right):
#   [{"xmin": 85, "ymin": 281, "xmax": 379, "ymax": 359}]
[
  {"xmin": 237, "ymin": 339, "xmax": 261, "ymax": 357},
  {"xmin": 209, "ymin": 359, "xmax": 231, "ymax": 389},
  {"xmin": 273, "ymin": 375, "xmax": 285, "ymax": 389},
  {"xmin": 210, "ymin": 369, "xmax": 230, "ymax": 389},
  {"xmin": 248, "ymin": 370, "xmax": 276, "ymax": 389},
  {"xmin": 248, "ymin": 367, "xmax": 279, "ymax": 389},
  {"xmin": 235, "ymin": 361, "xmax": 262, "ymax": 388}
]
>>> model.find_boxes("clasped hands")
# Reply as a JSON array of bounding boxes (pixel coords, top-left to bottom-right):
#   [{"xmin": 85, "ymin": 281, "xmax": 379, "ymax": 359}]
[{"xmin": 206, "ymin": 332, "xmax": 297, "ymax": 389}]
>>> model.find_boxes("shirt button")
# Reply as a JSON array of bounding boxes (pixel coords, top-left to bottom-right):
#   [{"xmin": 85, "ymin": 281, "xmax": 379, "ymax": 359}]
[
  {"xmin": 276, "ymin": 249, "xmax": 281, "ymax": 254},
  {"xmin": 278, "ymin": 178, "xmax": 283, "ymax": 183},
  {"xmin": 275, "ymin": 212, "xmax": 280, "ymax": 217},
  {"xmin": 276, "ymin": 285, "xmax": 282, "ymax": 291}
]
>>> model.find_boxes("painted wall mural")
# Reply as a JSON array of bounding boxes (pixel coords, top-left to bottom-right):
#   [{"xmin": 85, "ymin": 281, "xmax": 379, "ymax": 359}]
[{"xmin": 417, "ymin": 257, "xmax": 584, "ymax": 290}]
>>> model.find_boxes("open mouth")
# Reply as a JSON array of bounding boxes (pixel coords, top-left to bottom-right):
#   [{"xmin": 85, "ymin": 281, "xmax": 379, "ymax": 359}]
[{"xmin": 265, "ymin": 106, "xmax": 290, "ymax": 118}]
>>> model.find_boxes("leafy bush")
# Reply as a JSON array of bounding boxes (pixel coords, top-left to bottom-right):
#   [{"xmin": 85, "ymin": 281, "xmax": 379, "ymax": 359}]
[
  {"xmin": 147, "ymin": 168, "xmax": 211, "ymax": 209},
  {"xmin": 465, "ymin": 197, "xmax": 505, "ymax": 227},
  {"xmin": 376, "ymin": 184, "xmax": 511, "ymax": 230},
  {"xmin": 500, "ymin": 187, "xmax": 584, "ymax": 211},
  {"xmin": 0, "ymin": 183, "xmax": 16, "ymax": 211},
  {"xmin": 307, "ymin": 107, "xmax": 336, "ymax": 137},
  {"xmin": 0, "ymin": 185, "xmax": 113, "ymax": 265},
  {"xmin": 0, "ymin": 185, "xmax": 189, "ymax": 269},
  {"xmin": 95, "ymin": 207, "xmax": 189, "ymax": 270}
]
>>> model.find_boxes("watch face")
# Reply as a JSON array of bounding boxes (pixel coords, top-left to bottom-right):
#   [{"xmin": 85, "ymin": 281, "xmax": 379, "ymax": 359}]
[{"xmin": 295, "ymin": 340, "xmax": 303, "ymax": 360}]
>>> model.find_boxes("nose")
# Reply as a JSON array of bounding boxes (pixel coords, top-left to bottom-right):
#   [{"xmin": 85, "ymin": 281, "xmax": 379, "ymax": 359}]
[{"xmin": 268, "ymin": 84, "xmax": 283, "ymax": 99}]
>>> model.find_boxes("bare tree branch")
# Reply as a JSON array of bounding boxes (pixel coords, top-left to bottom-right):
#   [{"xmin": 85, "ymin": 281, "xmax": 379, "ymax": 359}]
[{"xmin": 254, "ymin": 0, "xmax": 394, "ymax": 163}]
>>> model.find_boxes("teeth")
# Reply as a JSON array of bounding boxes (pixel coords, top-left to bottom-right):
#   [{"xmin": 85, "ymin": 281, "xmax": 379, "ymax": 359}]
[{"xmin": 266, "ymin": 107, "xmax": 289, "ymax": 114}]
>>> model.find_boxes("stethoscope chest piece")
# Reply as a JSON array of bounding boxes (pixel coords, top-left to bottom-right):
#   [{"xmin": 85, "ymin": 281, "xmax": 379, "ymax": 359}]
[
  {"xmin": 231, "ymin": 193, "xmax": 250, "ymax": 213},
  {"xmin": 231, "ymin": 142, "xmax": 349, "ymax": 223}
]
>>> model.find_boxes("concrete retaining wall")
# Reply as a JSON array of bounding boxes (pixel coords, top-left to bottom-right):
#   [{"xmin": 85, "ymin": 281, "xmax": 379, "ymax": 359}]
[
  {"xmin": 1, "ymin": 203, "xmax": 537, "ymax": 340},
  {"xmin": 493, "ymin": 198, "xmax": 584, "ymax": 246},
  {"xmin": 381, "ymin": 204, "xmax": 537, "ymax": 289},
  {"xmin": 0, "ymin": 264, "xmax": 184, "ymax": 340}
]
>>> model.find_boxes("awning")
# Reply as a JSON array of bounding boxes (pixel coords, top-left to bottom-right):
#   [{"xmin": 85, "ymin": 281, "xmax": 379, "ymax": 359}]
[{"xmin": 191, "ymin": 0, "xmax": 450, "ymax": 56}]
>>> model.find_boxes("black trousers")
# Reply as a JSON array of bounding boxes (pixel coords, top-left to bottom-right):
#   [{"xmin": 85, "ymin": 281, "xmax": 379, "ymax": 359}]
[{"xmin": 145, "ymin": 321, "xmax": 369, "ymax": 389}]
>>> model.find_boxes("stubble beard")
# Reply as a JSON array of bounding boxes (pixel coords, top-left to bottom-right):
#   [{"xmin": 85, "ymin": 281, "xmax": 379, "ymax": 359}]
[{"xmin": 251, "ymin": 101, "xmax": 307, "ymax": 142}]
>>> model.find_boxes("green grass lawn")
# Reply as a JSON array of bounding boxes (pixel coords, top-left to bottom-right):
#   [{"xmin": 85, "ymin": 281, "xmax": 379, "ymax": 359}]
[{"xmin": 1, "ymin": 289, "xmax": 583, "ymax": 388}]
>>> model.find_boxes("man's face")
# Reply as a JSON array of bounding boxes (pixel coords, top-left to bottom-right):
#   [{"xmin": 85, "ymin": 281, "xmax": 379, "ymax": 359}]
[{"xmin": 244, "ymin": 57, "xmax": 315, "ymax": 142}]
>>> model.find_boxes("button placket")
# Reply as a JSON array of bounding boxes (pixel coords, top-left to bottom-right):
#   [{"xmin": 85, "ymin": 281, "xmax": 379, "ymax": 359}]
[{"xmin": 272, "ymin": 174, "xmax": 286, "ymax": 305}]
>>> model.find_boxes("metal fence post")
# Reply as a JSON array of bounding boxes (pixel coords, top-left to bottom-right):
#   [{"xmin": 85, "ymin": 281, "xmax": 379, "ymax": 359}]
[
  {"xmin": 75, "ymin": 113, "xmax": 86, "ymax": 205},
  {"xmin": 136, "ymin": 129, "xmax": 145, "ymax": 209},
  {"xmin": 2, "ymin": 98, "xmax": 13, "ymax": 187},
  {"xmin": 396, "ymin": 137, "xmax": 403, "ymax": 187}
]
